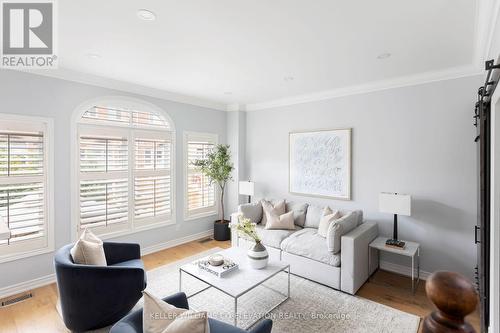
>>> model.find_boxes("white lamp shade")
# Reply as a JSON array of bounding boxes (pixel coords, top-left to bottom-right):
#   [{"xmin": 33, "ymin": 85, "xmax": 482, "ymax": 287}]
[
  {"xmin": 239, "ymin": 181, "xmax": 255, "ymax": 196},
  {"xmin": 379, "ymin": 192, "xmax": 411, "ymax": 216}
]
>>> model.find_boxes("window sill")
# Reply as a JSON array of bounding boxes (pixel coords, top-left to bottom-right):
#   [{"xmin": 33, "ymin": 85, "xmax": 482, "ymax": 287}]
[
  {"xmin": 184, "ymin": 211, "xmax": 218, "ymax": 222},
  {"xmin": 86, "ymin": 220, "xmax": 176, "ymax": 242},
  {"xmin": 0, "ymin": 245, "xmax": 54, "ymax": 264}
]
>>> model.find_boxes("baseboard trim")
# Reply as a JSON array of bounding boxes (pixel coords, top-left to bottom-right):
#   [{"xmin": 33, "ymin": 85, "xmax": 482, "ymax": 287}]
[
  {"xmin": 0, "ymin": 273, "xmax": 56, "ymax": 300},
  {"xmin": 141, "ymin": 229, "xmax": 213, "ymax": 256},
  {"xmin": 0, "ymin": 229, "xmax": 214, "ymax": 300},
  {"xmin": 379, "ymin": 260, "xmax": 431, "ymax": 281}
]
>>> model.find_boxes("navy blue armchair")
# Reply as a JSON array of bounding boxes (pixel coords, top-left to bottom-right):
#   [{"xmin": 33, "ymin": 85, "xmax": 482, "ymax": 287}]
[
  {"xmin": 110, "ymin": 292, "xmax": 273, "ymax": 333},
  {"xmin": 54, "ymin": 242, "xmax": 147, "ymax": 332}
]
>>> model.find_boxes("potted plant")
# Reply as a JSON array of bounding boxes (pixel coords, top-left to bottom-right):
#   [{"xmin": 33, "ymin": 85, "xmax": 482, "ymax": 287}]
[
  {"xmin": 193, "ymin": 144, "xmax": 234, "ymax": 241},
  {"xmin": 231, "ymin": 214, "xmax": 268, "ymax": 269}
]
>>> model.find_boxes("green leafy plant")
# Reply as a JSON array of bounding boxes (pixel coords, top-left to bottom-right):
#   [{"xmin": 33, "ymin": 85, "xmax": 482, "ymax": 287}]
[
  {"xmin": 192, "ymin": 144, "xmax": 234, "ymax": 223},
  {"xmin": 230, "ymin": 214, "xmax": 261, "ymax": 243}
]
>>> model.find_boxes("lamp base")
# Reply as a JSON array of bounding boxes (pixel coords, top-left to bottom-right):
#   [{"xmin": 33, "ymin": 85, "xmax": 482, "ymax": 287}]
[{"xmin": 385, "ymin": 239, "xmax": 406, "ymax": 249}]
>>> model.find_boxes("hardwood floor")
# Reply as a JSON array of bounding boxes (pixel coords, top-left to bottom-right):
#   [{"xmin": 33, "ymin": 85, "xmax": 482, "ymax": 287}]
[{"xmin": 0, "ymin": 238, "xmax": 479, "ymax": 333}]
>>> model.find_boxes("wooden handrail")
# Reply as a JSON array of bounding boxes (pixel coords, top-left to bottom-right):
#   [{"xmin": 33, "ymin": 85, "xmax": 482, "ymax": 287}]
[{"xmin": 423, "ymin": 271, "xmax": 478, "ymax": 333}]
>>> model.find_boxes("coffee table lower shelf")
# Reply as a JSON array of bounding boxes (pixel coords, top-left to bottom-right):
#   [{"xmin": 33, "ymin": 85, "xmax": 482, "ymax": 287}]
[{"xmin": 179, "ymin": 264, "xmax": 290, "ymax": 329}]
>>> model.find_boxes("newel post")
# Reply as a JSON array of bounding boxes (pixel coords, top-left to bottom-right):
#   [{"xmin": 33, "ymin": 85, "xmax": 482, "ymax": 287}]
[{"xmin": 422, "ymin": 271, "xmax": 478, "ymax": 333}]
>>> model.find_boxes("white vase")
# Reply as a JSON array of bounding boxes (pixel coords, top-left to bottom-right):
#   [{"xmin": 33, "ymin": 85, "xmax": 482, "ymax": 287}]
[{"xmin": 247, "ymin": 241, "xmax": 268, "ymax": 269}]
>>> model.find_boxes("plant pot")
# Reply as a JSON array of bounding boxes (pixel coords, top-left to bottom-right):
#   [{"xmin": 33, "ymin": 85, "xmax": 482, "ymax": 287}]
[
  {"xmin": 247, "ymin": 241, "xmax": 269, "ymax": 269},
  {"xmin": 213, "ymin": 220, "xmax": 231, "ymax": 241}
]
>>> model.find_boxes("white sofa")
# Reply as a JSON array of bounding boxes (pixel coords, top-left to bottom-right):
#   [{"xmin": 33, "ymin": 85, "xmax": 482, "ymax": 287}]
[{"xmin": 230, "ymin": 200, "xmax": 378, "ymax": 295}]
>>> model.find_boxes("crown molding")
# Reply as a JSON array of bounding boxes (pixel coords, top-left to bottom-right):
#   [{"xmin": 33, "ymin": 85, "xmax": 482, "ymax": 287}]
[
  {"xmin": 226, "ymin": 103, "xmax": 241, "ymax": 112},
  {"xmin": 17, "ymin": 67, "xmax": 228, "ymax": 111},
  {"xmin": 243, "ymin": 65, "xmax": 482, "ymax": 111}
]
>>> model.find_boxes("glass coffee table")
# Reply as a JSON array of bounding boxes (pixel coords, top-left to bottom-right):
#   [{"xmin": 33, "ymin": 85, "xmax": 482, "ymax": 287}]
[{"xmin": 179, "ymin": 247, "xmax": 290, "ymax": 329}]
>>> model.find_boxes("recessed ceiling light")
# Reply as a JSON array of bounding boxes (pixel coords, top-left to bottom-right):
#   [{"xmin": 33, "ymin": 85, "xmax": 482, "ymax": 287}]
[
  {"xmin": 284, "ymin": 76, "xmax": 295, "ymax": 82},
  {"xmin": 223, "ymin": 91, "xmax": 232, "ymax": 95},
  {"xmin": 86, "ymin": 53, "xmax": 101, "ymax": 59},
  {"xmin": 137, "ymin": 9, "xmax": 156, "ymax": 21},
  {"xmin": 377, "ymin": 53, "xmax": 391, "ymax": 59}
]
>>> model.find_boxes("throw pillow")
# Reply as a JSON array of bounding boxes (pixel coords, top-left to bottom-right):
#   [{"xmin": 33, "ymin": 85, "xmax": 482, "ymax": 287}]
[
  {"xmin": 261, "ymin": 199, "xmax": 285, "ymax": 225},
  {"xmin": 317, "ymin": 210, "xmax": 341, "ymax": 237},
  {"xmin": 264, "ymin": 211, "xmax": 295, "ymax": 230},
  {"xmin": 238, "ymin": 202, "xmax": 262, "ymax": 224},
  {"xmin": 304, "ymin": 205, "xmax": 333, "ymax": 228},
  {"xmin": 143, "ymin": 291, "xmax": 210, "ymax": 333},
  {"xmin": 70, "ymin": 228, "xmax": 107, "ymax": 266},
  {"xmin": 285, "ymin": 201, "xmax": 309, "ymax": 227},
  {"xmin": 325, "ymin": 212, "xmax": 359, "ymax": 254}
]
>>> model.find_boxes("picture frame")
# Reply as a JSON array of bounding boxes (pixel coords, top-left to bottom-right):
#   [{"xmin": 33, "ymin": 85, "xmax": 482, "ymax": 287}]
[{"xmin": 289, "ymin": 128, "xmax": 352, "ymax": 200}]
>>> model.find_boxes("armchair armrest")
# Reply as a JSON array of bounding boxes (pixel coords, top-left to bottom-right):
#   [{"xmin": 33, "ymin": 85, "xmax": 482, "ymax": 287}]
[
  {"xmin": 248, "ymin": 319, "xmax": 273, "ymax": 333},
  {"xmin": 103, "ymin": 242, "xmax": 141, "ymax": 265},
  {"xmin": 163, "ymin": 292, "xmax": 189, "ymax": 310},
  {"xmin": 340, "ymin": 222, "xmax": 378, "ymax": 294}
]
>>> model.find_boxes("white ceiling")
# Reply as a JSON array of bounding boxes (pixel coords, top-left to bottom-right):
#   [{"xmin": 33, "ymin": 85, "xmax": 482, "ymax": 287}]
[{"xmin": 49, "ymin": 0, "xmax": 491, "ymax": 109}]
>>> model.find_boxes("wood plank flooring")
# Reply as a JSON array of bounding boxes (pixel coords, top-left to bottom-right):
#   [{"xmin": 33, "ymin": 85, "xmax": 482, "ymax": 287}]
[{"xmin": 0, "ymin": 238, "xmax": 479, "ymax": 333}]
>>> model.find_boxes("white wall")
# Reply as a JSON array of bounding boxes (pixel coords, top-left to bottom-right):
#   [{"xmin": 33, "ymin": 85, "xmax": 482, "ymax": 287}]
[
  {"xmin": 226, "ymin": 111, "xmax": 247, "ymax": 215},
  {"xmin": 245, "ymin": 75, "xmax": 483, "ymax": 279},
  {"xmin": 0, "ymin": 70, "xmax": 227, "ymax": 290}
]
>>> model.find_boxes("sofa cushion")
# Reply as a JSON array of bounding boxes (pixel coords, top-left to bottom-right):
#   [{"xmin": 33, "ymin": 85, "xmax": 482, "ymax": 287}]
[
  {"xmin": 317, "ymin": 210, "xmax": 340, "ymax": 237},
  {"xmin": 238, "ymin": 202, "xmax": 262, "ymax": 224},
  {"xmin": 285, "ymin": 201, "xmax": 309, "ymax": 227},
  {"xmin": 261, "ymin": 199, "xmax": 285, "ymax": 225},
  {"xmin": 264, "ymin": 211, "xmax": 295, "ymax": 230},
  {"xmin": 280, "ymin": 229, "xmax": 341, "ymax": 267},
  {"xmin": 304, "ymin": 205, "xmax": 332, "ymax": 228},
  {"xmin": 326, "ymin": 211, "xmax": 359, "ymax": 254},
  {"xmin": 255, "ymin": 224, "xmax": 300, "ymax": 249}
]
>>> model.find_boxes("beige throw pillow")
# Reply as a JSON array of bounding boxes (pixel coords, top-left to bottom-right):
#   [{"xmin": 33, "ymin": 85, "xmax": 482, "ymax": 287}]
[
  {"xmin": 143, "ymin": 291, "xmax": 210, "ymax": 333},
  {"xmin": 264, "ymin": 211, "xmax": 295, "ymax": 230},
  {"xmin": 70, "ymin": 228, "xmax": 107, "ymax": 266},
  {"xmin": 261, "ymin": 199, "xmax": 285, "ymax": 225},
  {"xmin": 325, "ymin": 212, "xmax": 359, "ymax": 254},
  {"xmin": 317, "ymin": 211, "xmax": 341, "ymax": 237}
]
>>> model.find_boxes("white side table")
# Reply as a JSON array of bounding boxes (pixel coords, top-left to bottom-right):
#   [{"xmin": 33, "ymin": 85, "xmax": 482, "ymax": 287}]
[{"xmin": 368, "ymin": 236, "xmax": 420, "ymax": 293}]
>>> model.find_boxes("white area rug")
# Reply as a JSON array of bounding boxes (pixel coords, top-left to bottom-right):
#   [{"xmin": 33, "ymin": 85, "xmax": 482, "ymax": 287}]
[{"xmin": 92, "ymin": 248, "xmax": 420, "ymax": 333}]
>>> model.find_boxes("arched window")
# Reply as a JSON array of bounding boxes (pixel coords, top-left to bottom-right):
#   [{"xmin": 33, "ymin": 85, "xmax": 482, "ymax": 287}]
[{"xmin": 73, "ymin": 97, "xmax": 175, "ymax": 239}]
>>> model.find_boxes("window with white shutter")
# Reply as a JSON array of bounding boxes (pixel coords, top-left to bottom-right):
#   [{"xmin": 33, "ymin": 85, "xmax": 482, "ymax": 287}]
[
  {"xmin": 0, "ymin": 116, "xmax": 53, "ymax": 262},
  {"xmin": 76, "ymin": 102, "xmax": 174, "ymax": 238},
  {"xmin": 184, "ymin": 132, "xmax": 217, "ymax": 220}
]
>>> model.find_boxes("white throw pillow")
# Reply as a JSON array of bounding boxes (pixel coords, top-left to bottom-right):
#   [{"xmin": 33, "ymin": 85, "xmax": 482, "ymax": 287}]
[
  {"xmin": 70, "ymin": 228, "xmax": 107, "ymax": 266},
  {"xmin": 143, "ymin": 291, "xmax": 210, "ymax": 333},
  {"xmin": 317, "ymin": 210, "xmax": 341, "ymax": 237},
  {"xmin": 264, "ymin": 211, "xmax": 295, "ymax": 230},
  {"xmin": 261, "ymin": 199, "xmax": 286, "ymax": 225},
  {"xmin": 325, "ymin": 212, "xmax": 359, "ymax": 254}
]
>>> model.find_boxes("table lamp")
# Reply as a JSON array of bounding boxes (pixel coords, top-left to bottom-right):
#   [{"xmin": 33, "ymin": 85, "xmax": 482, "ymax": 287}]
[
  {"xmin": 379, "ymin": 192, "xmax": 411, "ymax": 248},
  {"xmin": 239, "ymin": 180, "xmax": 255, "ymax": 204}
]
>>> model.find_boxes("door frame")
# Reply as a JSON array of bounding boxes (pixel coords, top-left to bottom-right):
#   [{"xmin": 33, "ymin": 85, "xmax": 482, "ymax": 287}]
[{"xmin": 490, "ymin": 85, "xmax": 500, "ymax": 333}]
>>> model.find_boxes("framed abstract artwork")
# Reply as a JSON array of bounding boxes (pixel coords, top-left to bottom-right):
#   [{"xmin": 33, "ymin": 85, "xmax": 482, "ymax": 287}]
[{"xmin": 289, "ymin": 128, "xmax": 351, "ymax": 200}]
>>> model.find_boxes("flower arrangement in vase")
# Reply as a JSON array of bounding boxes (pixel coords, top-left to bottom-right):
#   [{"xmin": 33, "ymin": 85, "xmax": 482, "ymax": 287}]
[{"xmin": 231, "ymin": 214, "xmax": 269, "ymax": 269}]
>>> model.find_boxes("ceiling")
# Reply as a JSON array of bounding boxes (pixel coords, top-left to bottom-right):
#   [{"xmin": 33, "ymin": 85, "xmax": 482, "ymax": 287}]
[{"xmin": 47, "ymin": 1, "xmax": 492, "ymax": 109}]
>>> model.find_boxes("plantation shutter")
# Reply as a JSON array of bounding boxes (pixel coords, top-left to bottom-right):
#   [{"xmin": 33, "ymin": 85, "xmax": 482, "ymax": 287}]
[
  {"xmin": 0, "ymin": 132, "xmax": 46, "ymax": 244},
  {"xmin": 186, "ymin": 134, "xmax": 216, "ymax": 218},
  {"xmin": 77, "ymin": 105, "xmax": 174, "ymax": 237},
  {"xmin": 134, "ymin": 137, "xmax": 171, "ymax": 220},
  {"xmin": 78, "ymin": 130, "xmax": 129, "ymax": 230}
]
